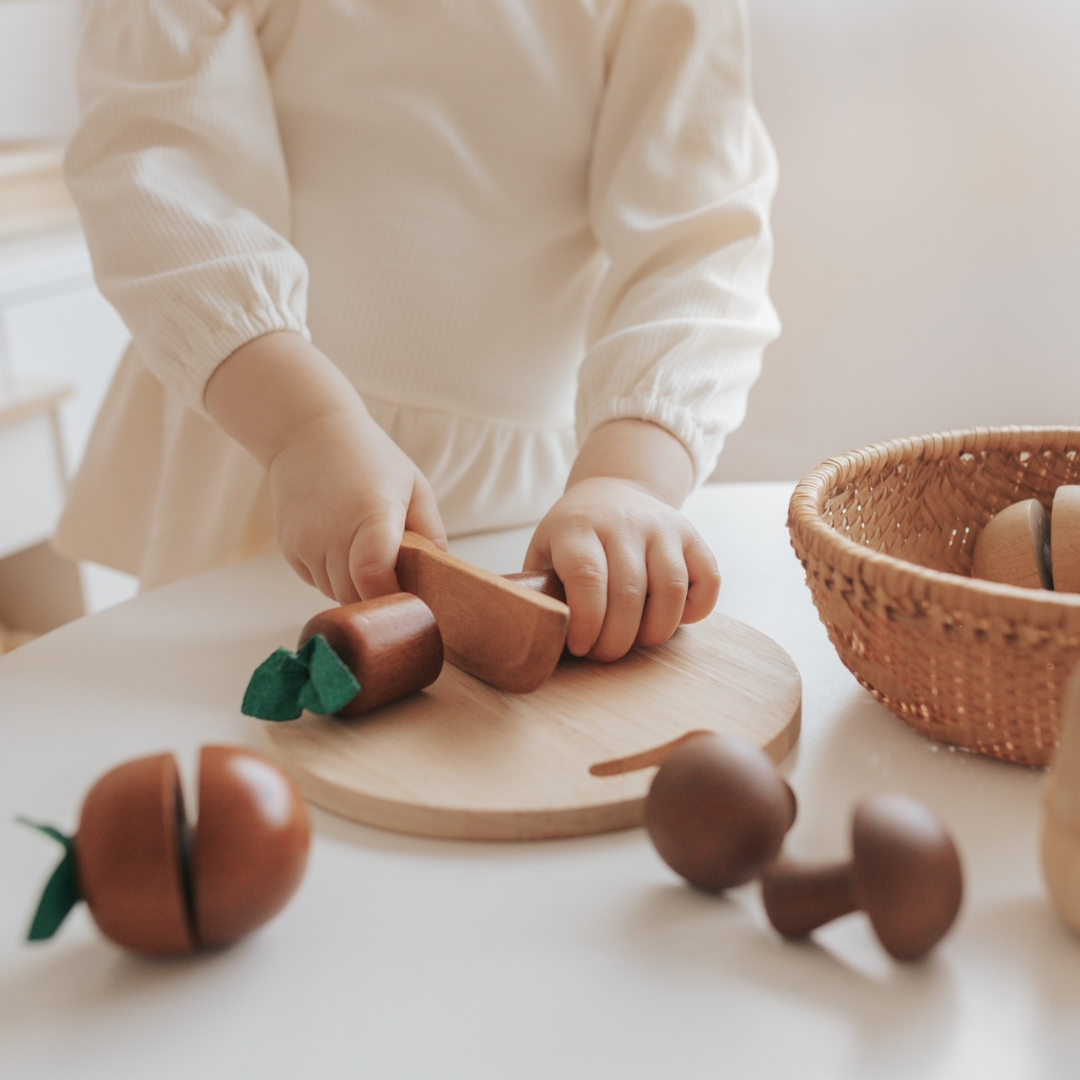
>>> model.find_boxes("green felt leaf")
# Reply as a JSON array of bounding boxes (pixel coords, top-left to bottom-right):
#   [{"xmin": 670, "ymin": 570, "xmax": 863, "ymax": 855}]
[
  {"xmin": 241, "ymin": 634, "xmax": 360, "ymax": 721},
  {"xmin": 17, "ymin": 818, "xmax": 81, "ymax": 942},
  {"xmin": 297, "ymin": 635, "xmax": 362, "ymax": 715}
]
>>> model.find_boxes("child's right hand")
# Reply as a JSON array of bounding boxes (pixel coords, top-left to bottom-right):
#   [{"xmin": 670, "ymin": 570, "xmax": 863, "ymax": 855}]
[
  {"xmin": 268, "ymin": 407, "xmax": 445, "ymax": 603},
  {"xmin": 205, "ymin": 331, "xmax": 447, "ymax": 604}
]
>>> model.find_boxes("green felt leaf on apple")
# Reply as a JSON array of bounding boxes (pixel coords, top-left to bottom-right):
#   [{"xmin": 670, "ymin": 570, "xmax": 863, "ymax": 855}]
[
  {"xmin": 18, "ymin": 818, "xmax": 80, "ymax": 942},
  {"xmin": 241, "ymin": 634, "xmax": 360, "ymax": 721}
]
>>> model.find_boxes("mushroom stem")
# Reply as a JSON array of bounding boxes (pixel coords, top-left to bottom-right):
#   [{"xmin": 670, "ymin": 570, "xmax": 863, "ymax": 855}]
[
  {"xmin": 759, "ymin": 794, "xmax": 963, "ymax": 961},
  {"xmin": 760, "ymin": 859, "xmax": 857, "ymax": 939}
]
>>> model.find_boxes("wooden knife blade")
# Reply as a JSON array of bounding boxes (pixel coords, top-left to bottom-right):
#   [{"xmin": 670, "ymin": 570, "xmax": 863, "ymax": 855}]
[{"xmin": 396, "ymin": 532, "xmax": 569, "ymax": 693}]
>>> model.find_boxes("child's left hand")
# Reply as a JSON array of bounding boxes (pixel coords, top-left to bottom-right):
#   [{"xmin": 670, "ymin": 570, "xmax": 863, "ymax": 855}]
[{"xmin": 523, "ymin": 420, "xmax": 721, "ymax": 661}]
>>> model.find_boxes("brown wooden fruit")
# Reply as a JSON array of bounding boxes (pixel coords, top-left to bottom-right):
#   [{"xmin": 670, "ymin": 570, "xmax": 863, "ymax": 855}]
[
  {"xmin": 191, "ymin": 746, "xmax": 312, "ymax": 949},
  {"xmin": 761, "ymin": 793, "xmax": 963, "ymax": 961},
  {"xmin": 299, "ymin": 593, "xmax": 443, "ymax": 716},
  {"xmin": 972, "ymin": 498, "xmax": 1052, "ymax": 589},
  {"xmin": 31, "ymin": 746, "xmax": 310, "ymax": 956},
  {"xmin": 1051, "ymin": 485, "xmax": 1080, "ymax": 594},
  {"xmin": 76, "ymin": 753, "xmax": 196, "ymax": 955},
  {"xmin": 644, "ymin": 732, "xmax": 797, "ymax": 891}
]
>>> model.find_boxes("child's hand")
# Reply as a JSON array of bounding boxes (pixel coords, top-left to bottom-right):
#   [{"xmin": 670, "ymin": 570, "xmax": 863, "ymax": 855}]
[
  {"xmin": 523, "ymin": 419, "xmax": 720, "ymax": 661},
  {"xmin": 205, "ymin": 331, "xmax": 447, "ymax": 604},
  {"xmin": 268, "ymin": 407, "xmax": 445, "ymax": 603},
  {"xmin": 524, "ymin": 478, "xmax": 720, "ymax": 660}
]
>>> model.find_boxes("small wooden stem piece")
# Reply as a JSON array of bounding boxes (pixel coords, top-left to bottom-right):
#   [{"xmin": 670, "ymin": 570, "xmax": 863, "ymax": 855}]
[
  {"xmin": 761, "ymin": 793, "xmax": 963, "ymax": 961},
  {"xmin": 972, "ymin": 498, "xmax": 1052, "ymax": 589}
]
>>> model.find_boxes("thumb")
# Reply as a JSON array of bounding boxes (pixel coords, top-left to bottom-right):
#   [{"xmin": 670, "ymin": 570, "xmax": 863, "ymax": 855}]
[{"xmin": 348, "ymin": 507, "xmax": 408, "ymax": 599}]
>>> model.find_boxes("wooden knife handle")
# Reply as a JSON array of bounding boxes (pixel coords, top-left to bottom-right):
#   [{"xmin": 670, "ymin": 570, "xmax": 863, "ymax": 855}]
[{"xmin": 502, "ymin": 569, "xmax": 567, "ymax": 605}]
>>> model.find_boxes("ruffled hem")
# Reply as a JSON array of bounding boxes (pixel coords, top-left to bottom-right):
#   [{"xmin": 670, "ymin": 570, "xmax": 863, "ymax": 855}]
[{"xmin": 55, "ymin": 348, "xmax": 577, "ymax": 588}]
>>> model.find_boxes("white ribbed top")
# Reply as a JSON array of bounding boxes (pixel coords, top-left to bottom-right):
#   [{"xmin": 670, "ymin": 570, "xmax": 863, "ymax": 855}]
[{"xmin": 58, "ymin": 0, "xmax": 779, "ymax": 586}]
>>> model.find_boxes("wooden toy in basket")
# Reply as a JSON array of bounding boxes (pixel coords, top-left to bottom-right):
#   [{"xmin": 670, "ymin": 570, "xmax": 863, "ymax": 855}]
[
  {"xmin": 788, "ymin": 427, "xmax": 1080, "ymax": 766},
  {"xmin": 1043, "ymin": 662, "xmax": 1080, "ymax": 934}
]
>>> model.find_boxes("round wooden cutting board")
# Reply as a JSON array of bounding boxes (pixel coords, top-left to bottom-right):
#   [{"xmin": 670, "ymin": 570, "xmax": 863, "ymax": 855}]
[{"xmin": 264, "ymin": 611, "xmax": 801, "ymax": 841}]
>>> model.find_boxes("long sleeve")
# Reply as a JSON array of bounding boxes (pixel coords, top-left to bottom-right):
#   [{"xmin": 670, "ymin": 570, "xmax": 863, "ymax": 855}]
[
  {"xmin": 64, "ymin": 0, "xmax": 310, "ymax": 413},
  {"xmin": 581, "ymin": 0, "xmax": 779, "ymax": 483}
]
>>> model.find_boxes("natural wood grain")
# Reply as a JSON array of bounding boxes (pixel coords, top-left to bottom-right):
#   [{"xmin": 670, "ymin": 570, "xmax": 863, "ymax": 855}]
[
  {"xmin": 264, "ymin": 610, "xmax": 801, "ymax": 840},
  {"xmin": 1043, "ymin": 663, "xmax": 1080, "ymax": 935},
  {"xmin": 502, "ymin": 569, "xmax": 567, "ymax": 605},
  {"xmin": 396, "ymin": 531, "xmax": 569, "ymax": 693},
  {"xmin": 1051, "ymin": 486, "xmax": 1080, "ymax": 594},
  {"xmin": 971, "ymin": 498, "xmax": 1052, "ymax": 589}
]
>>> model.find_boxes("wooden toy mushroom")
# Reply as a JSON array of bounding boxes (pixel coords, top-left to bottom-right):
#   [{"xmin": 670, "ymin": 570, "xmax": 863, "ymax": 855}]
[
  {"xmin": 21, "ymin": 746, "xmax": 310, "ymax": 955},
  {"xmin": 1051, "ymin": 485, "xmax": 1080, "ymax": 594},
  {"xmin": 644, "ymin": 732, "xmax": 797, "ymax": 891},
  {"xmin": 971, "ymin": 498, "xmax": 1052, "ymax": 589},
  {"xmin": 243, "ymin": 593, "xmax": 443, "ymax": 720},
  {"xmin": 1041, "ymin": 660, "xmax": 1080, "ymax": 934},
  {"xmin": 760, "ymin": 793, "xmax": 963, "ymax": 961}
]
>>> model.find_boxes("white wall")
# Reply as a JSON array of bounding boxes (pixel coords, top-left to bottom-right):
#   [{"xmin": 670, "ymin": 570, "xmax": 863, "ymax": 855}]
[
  {"xmin": 4, "ymin": 0, "xmax": 1078, "ymax": 489},
  {"xmin": 0, "ymin": 0, "xmax": 81, "ymax": 142},
  {"xmin": 714, "ymin": 0, "xmax": 1080, "ymax": 482}
]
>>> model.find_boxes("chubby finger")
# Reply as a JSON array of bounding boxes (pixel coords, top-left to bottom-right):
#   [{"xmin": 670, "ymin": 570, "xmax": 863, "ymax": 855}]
[
  {"xmin": 285, "ymin": 552, "xmax": 317, "ymax": 591},
  {"xmin": 404, "ymin": 475, "xmax": 449, "ymax": 553},
  {"xmin": 551, "ymin": 531, "xmax": 609, "ymax": 657},
  {"xmin": 635, "ymin": 538, "xmax": 690, "ymax": 648},
  {"xmin": 349, "ymin": 508, "xmax": 406, "ymax": 599},
  {"xmin": 326, "ymin": 546, "xmax": 362, "ymax": 606},
  {"xmin": 301, "ymin": 554, "xmax": 336, "ymax": 602},
  {"xmin": 681, "ymin": 534, "xmax": 721, "ymax": 624},
  {"xmin": 587, "ymin": 541, "xmax": 647, "ymax": 662}
]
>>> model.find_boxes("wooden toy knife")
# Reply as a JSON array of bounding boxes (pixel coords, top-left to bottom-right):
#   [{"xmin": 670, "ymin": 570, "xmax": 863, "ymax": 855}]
[{"xmin": 396, "ymin": 532, "xmax": 569, "ymax": 693}]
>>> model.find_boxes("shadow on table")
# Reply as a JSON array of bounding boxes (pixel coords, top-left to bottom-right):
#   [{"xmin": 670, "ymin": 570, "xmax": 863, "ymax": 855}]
[
  {"xmin": 614, "ymin": 879, "xmax": 959, "ymax": 1075},
  {"xmin": 0, "ymin": 928, "xmax": 240, "ymax": 1036}
]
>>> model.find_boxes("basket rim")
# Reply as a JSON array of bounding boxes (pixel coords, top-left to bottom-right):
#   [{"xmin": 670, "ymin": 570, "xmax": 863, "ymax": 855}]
[{"xmin": 788, "ymin": 425, "xmax": 1080, "ymax": 627}]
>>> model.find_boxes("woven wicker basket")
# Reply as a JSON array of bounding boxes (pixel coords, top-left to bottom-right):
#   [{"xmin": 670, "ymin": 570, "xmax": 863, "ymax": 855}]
[{"xmin": 788, "ymin": 427, "xmax": 1080, "ymax": 767}]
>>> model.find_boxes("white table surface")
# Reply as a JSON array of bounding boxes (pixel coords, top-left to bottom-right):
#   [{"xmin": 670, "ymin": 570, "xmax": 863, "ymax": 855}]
[{"xmin": 1, "ymin": 482, "xmax": 1073, "ymax": 1080}]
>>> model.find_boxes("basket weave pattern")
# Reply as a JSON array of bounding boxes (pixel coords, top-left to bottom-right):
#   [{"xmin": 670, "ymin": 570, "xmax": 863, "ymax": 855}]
[{"xmin": 788, "ymin": 427, "xmax": 1080, "ymax": 766}]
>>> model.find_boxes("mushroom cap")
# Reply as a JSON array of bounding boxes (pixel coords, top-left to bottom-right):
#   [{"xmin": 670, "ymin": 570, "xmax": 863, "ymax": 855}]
[
  {"xmin": 644, "ymin": 733, "xmax": 796, "ymax": 891},
  {"xmin": 851, "ymin": 794, "xmax": 963, "ymax": 960},
  {"xmin": 77, "ymin": 753, "xmax": 196, "ymax": 956},
  {"xmin": 192, "ymin": 746, "xmax": 310, "ymax": 949}
]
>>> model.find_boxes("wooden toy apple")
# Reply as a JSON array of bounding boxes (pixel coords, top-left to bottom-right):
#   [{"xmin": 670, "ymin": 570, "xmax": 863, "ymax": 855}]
[
  {"xmin": 1051, "ymin": 485, "xmax": 1080, "ymax": 594},
  {"xmin": 972, "ymin": 498, "xmax": 1052, "ymax": 589},
  {"xmin": 21, "ymin": 746, "xmax": 310, "ymax": 955}
]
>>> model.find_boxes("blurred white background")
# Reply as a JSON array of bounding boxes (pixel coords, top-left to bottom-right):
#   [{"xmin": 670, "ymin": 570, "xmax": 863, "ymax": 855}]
[
  {"xmin": 2, "ymin": 0, "xmax": 1078, "ymax": 489},
  {"xmin": 715, "ymin": 0, "xmax": 1080, "ymax": 480},
  {"xmin": 0, "ymin": 0, "xmax": 80, "ymax": 141}
]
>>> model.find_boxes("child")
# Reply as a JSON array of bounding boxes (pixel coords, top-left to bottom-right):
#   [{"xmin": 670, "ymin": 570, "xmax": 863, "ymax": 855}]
[{"xmin": 56, "ymin": 0, "xmax": 779, "ymax": 662}]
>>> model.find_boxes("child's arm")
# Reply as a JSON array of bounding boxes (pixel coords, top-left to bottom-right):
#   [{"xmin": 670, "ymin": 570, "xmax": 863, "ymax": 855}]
[
  {"xmin": 204, "ymin": 330, "xmax": 447, "ymax": 603},
  {"xmin": 523, "ymin": 420, "xmax": 720, "ymax": 661},
  {"xmin": 541, "ymin": 0, "xmax": 777, "ymax": 660}
]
